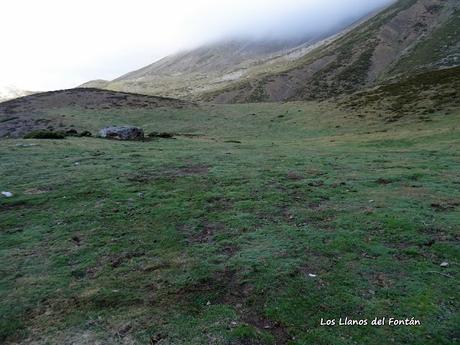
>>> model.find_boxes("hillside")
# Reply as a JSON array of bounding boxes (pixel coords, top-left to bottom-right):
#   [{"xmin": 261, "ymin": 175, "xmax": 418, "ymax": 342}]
[
  {"xmin": 80, "ymin": 10, "xmax": 382, "ymax": 100},
  {"xmin": 0, "ymin": 88, "xmax": 191, "ymax": 138},
  {"xmin": 80, "ymin": 0, "xmax": 459, "ymax": 104},
  {"xmin": 80, "ymin": 38, "xmax": 332, "ymax": 99},
  {"xmin": 340, "ymin": 65, "xmax": 460, "ymax": 120},
  {"xmin": 204, "ymin": 0, "xmax": 459, "ymax": 103}
]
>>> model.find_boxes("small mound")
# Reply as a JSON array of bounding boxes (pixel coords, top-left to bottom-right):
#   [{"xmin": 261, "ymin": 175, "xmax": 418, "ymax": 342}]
[
  {"xmin": 0, "ymin": 88, "xmax": 191, "ymax": 115},
  {"xmin": 0, "ymin": 88, "xmax": 192, "ymax": 138}
]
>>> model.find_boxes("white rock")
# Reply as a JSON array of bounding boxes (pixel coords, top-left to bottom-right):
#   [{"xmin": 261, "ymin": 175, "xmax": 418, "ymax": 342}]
[
  {"xmin": 1, "ymin": 191, "xmax": 13, "ymax": 197},
  {"xmin": 16, "ymin": 143, "xmax": 38, "ymax": 147},
  {"xmin": 440, "ymin": 262, "xmax": 449, "ymax": 268},
  {"xmin": 308, "ymin": 273, "xmax": 317, "ymax": 277}
]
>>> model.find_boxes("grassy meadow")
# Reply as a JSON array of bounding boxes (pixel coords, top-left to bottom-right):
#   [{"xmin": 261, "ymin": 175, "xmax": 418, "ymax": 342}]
[{"xmin": 0, "ymin": 102, "xmax": 459, "ymax": 344}]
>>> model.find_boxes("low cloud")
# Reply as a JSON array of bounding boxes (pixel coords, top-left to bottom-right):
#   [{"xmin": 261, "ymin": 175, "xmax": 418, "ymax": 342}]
[{"xmin": 0, "ymin": 0, "xmax": 394, "ymax": 90}]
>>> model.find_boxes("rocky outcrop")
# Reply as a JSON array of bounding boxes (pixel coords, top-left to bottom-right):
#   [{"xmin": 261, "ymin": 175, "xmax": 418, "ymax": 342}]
[{"xmin": 98, "ymin": 126, "xmax": 144, "ymax": 140}]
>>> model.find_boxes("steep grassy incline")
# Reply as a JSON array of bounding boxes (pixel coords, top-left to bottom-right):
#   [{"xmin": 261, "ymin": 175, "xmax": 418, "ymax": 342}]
[
  {"xmin": 340, "ymin": 65, "xmax": 460, "ymax": 121},
  {"xmin": 203, "ymin": 0, "xmax": 459, "ymax": 103}
]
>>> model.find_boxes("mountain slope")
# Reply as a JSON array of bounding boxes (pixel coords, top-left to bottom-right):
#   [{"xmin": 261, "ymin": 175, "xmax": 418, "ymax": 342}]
[
  {"xmin": 81, "ymin": 0, "xmax": 458, "ymax": 104},
  {"xmin": 203, "ymin": 0, "xmax": 459, "ymax": 103},
  {"xmin": 80, "ymin": 11, "xmax": 382, "ymax": 100},
  {"xmin": 0, "ymin": 86, "xmax": 35, "ymax": 102},
  {"xmin": 81, "ymin": 39, "xmax": 315, "ymax": 98}
]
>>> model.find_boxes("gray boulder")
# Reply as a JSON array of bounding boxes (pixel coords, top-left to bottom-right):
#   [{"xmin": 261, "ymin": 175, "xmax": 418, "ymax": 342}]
[{"xmin": 98, "ymin": 126, "xmax": 144, "ymax": 140}]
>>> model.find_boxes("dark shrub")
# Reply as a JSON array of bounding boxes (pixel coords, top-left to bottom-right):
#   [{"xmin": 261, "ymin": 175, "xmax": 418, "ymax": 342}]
[
  {"xmin": 79, "ymin": 130, "xmax": 92, "ymax": 137},
  {"xmin": 148, "ymin": 131, "xmax": 174, "ymax": 139},
  {"xmin": 24, "ymin": 130, "xmax": 65, "ymax": 139},
  {"xmin": 147, "ymin": 131, "xmax": 159, "ymax": 138},
  {"xmin": 158, "ymin": 132, "xmax": 174, "ymax": 138},
  {"xmin": 65, "ymin": 129, "xmax": 78, "ymax": 136}
]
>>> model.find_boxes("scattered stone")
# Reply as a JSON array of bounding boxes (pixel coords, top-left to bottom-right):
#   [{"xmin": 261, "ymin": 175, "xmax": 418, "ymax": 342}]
[
  {"xmin": 16, "ymin": 143, "xmax": 38, "ymax": 147},
  {"xmin": 1, "ymin": 191, "xmax": 13, "ymax": 197},
  {"xmin": 440, "ymin": 261, "xmax": 449, "ymax": 268},
  {"xmin": 98, "ymin": 126, "xmax": 144, "ymax": 140},
  {"xmin": 308, "ymin": 273, "xmax": 317, "ymax": 277}
]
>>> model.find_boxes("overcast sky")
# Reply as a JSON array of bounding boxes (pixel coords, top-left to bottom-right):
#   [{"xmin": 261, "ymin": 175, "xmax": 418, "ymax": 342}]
[{"xmin": 1, "ymin": 0, "xmax": 393, "ymax": 91}]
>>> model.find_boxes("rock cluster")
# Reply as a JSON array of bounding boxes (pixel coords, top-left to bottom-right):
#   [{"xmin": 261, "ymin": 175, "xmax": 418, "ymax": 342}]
[{"xmin": 98, "ymin": 126, "xmax": 144, "ymax": 140}]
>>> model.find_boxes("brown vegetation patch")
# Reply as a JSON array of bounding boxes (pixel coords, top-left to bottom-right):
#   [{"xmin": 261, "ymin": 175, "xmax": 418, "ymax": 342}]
[
  {"xmin": 126, "ymin": 164, "xmax": 210, "ymax": 184},
  {"xmin": 430, "ymin": 201, "xmax": 460, "ymax": 212},
  {"xmin": 187, "ymin": 222, "xmax": 225, "ymax": 244},
  {"xmin": 205, "ymin": 196, "xmax": 233, "ymax": 212},
  {"xmin": 24, "ymin": 188, "xmax": 50, "ymax": 195},
  {"xmin": 0, "ymin": 200, "xmax": 30, "ymax": 212},
  {"xmin": 376, "ymin": 177, "xmax": 392, "ymax": 185},
  {"xmin": 287, "ymin": 171, "xmax": 304, "ymax": 181},
  {"xmin": 175, "ymin": 164, "xmax": 210, "ymax": 176}
]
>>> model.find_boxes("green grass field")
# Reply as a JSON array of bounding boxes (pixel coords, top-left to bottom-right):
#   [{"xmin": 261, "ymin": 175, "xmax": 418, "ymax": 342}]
[{"xmin": 1, "ymin": 102, "xmax": 459, "ymax": 344}]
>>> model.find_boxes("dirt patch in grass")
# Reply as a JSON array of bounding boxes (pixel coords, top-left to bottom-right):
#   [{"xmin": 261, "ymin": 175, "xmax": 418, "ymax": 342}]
[
  {"xmin": 179, "ymin": 221, "xmax": 225, "ymax": 244},
  {"xmin": 174, "ymin": 164, "xmax": 210, "ymax": 177},
  {"xmin": 82, "ymin": 251, "xmax": 147, "ymax": 279},
  {"xmin": 126, "ymin": 172, "xmax": 155, "ymax": 183},
  {"xmin": 24, "ymin": 188, "xmax": 51, "ymax": 195},
  {"xmin": 376, "ymin": 177, "xmax": 393, "ymax": 185},
  {"xmin": 205, "ymin": 196, "xmax": 233, "ymax": 212},
  {"xmin": 286, "ymin": 171, "xmax": 304, "ymax": 181},
  {"xmin": 419, "ymin": 226, "xmax": 458, "ymax": 243},
  {"xmin": 126, "ymin": 164, "xmax": 210, "ymax": 184},
  {"xmin": 110, "ymin": 251, "xmax": 146, "ymax": 268},
  {"xmin": 0, "ymin": 200, "xmax": 30, "ymax": 212}
]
